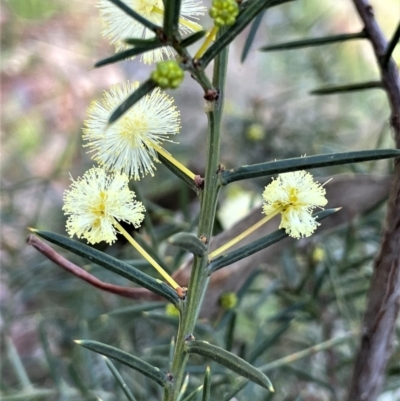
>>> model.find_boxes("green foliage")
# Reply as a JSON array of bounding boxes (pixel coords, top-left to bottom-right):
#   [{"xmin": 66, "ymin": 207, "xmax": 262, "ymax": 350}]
[
  {"xmin": 185, "ymin": 340, "xmax": 273, "ymax": 391},
  {"xmin": 76, "ymin": 340, "xmax": 168, "ymax": 387}
]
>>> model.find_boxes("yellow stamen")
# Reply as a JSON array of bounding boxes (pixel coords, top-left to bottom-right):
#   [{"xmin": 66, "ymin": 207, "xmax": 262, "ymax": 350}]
[
  {"xmin": 113, "ymin": 220, "xmax": 182, "ymax": 291},
  {"xmin": 152, "ymin": 6, "xmax": 202, "ymax": 32},
  {"xmin": 195, "ymin": 26, "xmax": 219, "ymax": 59},
  {"xmin": 151, "ymin": 143, "xmax": 196, "ymax": 180},
  {"xmin": 208, "ymin": 207, "xmax": 284, "ymax": 260}
]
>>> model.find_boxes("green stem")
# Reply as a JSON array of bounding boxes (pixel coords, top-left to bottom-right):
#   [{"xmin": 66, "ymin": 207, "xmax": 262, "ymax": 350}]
[{"xmin": 163, "ymin": 31, "xmax": 229, "ymax": 401}]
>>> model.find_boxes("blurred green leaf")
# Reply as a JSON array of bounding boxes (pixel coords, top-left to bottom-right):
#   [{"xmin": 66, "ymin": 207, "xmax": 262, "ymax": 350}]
[
  {"xmin": 0, "ymin": 389, "xmax": 57, "ymax": 400},
  {"xmin": 105, "ymin": 301, "xmax": 167, "ymax": 318},
  {"xmin": 222, "ymin": 333, "xmax": 354, "ymax": 400},
  {"xmin": 177, "ymin": 374, "xmax": 189, "ymax": 401},
  {"xmin": 224, "ymin": 311, "xmax": 237, "ymax": 352},
  {"xmin": 248, "ymin": 322, "xmax": 291, "ymax": 363},
  {"xmin": 282, "ymin": 366, "xmax": 333, "ymax": 392},
  {"xmin": 5, "ymin": 337, "xmax": 32, "ymax": 390},
  {"xmin": 68, "ymin": 363, "xmax": 96, "ymax": 399},
  {"xmin": 202, "ymin": 366, "xmax": 211, "ymax": 401},
  {"xmin": 38, "ymin": 321, "xmax": 61, "ymax": 389},
  {"xmin": 182, "ymin": 384, "xmax": 203, "ymax": 401},
  {"xmin": 241, "ymin": 10, "xmax": 266, "ymax": 62},
  {"xmin": 217, "ymin": 270, "xmax": 263, "ymax": 330},
  {"xmin": 76, "ymin": 340, "xmax": 168, "ymax": 387},
  {"xmin": 260, "ymin": 31, "xmax": 366, "ymax": 52},
  {"xmin": 221, "ymin": 149, "xmax": 400, "ymax": 184},
  {"xmin": 185, "ymin": 340, "xmax": 274, "ymax": 392},
  {"xmin": 103, "ymin": 356, "xmax": 138, "ymax": 401},
  {"xmin": 7, "ymin": 0, "xmax": 56, "ymax": 19},
  {"xmin": 310, "ymin": 81, "xmax": 383, "ymax": 95}
]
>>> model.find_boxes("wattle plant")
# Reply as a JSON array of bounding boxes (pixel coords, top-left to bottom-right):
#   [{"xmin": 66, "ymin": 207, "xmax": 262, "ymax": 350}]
[{"xmin": 26, "ymin": 1, "xmax": 400, "ymax": 401}]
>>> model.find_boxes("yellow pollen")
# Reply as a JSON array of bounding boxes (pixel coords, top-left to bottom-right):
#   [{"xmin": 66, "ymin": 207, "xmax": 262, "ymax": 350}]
[
  {"xmin": 90, "ymin": 192, "xmax": 107, "ymax": 217},
  {"xmin": 289, "ymin": 188, "xmax": 298, "ymax": 204},
  {"xmin": 119, "ymin": 116, "xmax": 149, "ymax": 148}
]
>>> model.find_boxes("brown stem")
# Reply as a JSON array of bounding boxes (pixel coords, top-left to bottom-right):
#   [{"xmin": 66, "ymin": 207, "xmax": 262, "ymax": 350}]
[
  {"xmin": 347, "ymin": 2, "xmax": 400, "ymax": 400},
  {"xmin": 27, "ymin": 234, "xmax": 159, "ymax": 301}
]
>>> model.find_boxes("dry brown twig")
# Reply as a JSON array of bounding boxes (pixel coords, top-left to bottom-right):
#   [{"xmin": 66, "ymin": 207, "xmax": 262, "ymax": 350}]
[{"xmin": 345, "ymin": 2, "xmax": 400, "ymax": 401}]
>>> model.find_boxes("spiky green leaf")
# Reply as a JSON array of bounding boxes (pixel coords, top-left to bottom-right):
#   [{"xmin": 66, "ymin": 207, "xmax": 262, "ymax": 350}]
[
  {"xmin": 310, "ymin": 81, "xmax": 382, "ymax": 95},
  {"xmin": 260, "ymin": 31, "xmax": 366, "ymax": 52},
  {"xmin": 95, "ymin": 44, "xmax": 163, "ymax": 68},
  {"xmin": 168, "ymin": 232, "xmax": 207, "ymax": 256},
  {"xmin": 221, "ymin": 149, "xmax": 400, "ymax": 185},
  {"xmin": 185, "ymin": 340, "xmax": 274, "ymax": 392},
  {"xmin": 109, "ymin": 79, "xmax": 157, "ymax": 124},
  {"xmin": 33, "ymin": 230, "xmax": 179, "ymax": 305},
  {"xmin": 75, "ymin": 340, "xmax": 167, "ymax": 387}
]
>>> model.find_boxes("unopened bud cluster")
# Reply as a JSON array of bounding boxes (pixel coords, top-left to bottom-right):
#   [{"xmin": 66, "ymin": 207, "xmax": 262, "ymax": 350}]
[
  {"xmin": 209, "ymin": 0, "xmax": 239, "ymax": 27},
  {"xmin": 151, "ymin": 60, "xmax": 184, "ymax": 89}
]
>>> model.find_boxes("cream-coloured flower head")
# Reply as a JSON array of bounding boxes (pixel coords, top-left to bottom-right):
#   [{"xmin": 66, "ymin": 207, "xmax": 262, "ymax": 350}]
[
  {"xmin": 262, "ymin": 171, "xmax": 328, "ymax": 239},
  {"xmin": 63, "ymin": 167, "xmax": 145, "ymax": 245},
  {"xmin": 83, "ymin": 81, "xmax": 180, "ymax": 180},
  {"xmin": 98, "ymin": 0, "xmax": 206, "ymax": 64}
]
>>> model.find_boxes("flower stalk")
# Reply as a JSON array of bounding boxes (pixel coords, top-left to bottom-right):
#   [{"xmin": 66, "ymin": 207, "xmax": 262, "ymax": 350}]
[
  {"xmin": 194, "ymin": 26, "xmax": 218, "ymax": 59},
  {"xmin": 113, "ymin": 220, "xmax": 182, "ymax": 291},
  {"xmin": 208, "ymin": 207, "xmax": 283, "ymax": 260},
  {"xmin": 152, "ymin": 144, "xmax": 196, "ymax": 180}
]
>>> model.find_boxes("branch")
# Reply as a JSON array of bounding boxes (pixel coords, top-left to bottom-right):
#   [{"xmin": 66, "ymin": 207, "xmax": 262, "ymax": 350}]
[
  {"xmin": 347, "ymin": 2, "xmax": 400, "ymax": 401},
  {"xmin": 382, "ymin": 22, "xmax": 400, "ymax": 68},
  {"xmin": 27, "ymin": 234, "xmax": 158, "ymax": 301}
]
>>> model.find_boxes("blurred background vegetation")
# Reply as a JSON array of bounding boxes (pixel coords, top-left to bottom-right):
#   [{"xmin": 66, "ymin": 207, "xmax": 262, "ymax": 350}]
[{"xmin": 1, "ymin": 0, "xmax": 400, "ymax": 400}]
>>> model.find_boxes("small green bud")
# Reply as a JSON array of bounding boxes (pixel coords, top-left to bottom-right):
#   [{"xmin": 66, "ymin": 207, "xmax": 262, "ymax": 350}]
[
  {"xmin": 246, "ymin": 123, "xmax": 265, "ymax": 141},
  {"xmin": 165, "ymin": 303, "xmax": 180, "ymax": 317},
  {"xmin": 312, "ymin": 246, "xmax": 325, "ymax": 263},
  {"xmin": 219, "ymin": 292, "xmax": 238, "ymax": 310},
  {"xmin": 209, "ymin": 0, "xmax": 239, "ymax": 28},
  {"xmin": 151, "ymin": 60, "xmax": 184, "ymax": 89}
]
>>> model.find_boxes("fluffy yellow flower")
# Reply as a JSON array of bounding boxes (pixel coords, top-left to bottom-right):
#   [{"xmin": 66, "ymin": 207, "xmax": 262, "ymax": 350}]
[
  {"xmin": 63, "ymin": 168, "xmax": 145, "ymax": 245},
  {"xmin": 98, "ymin": 0, "xmax": 206, "ymax": 64},
  {"xmin": 83, "ymin": 81, "xmax": 180, "ymax": 180},
  {"xmin": 262, "ymin": 171, "xmax": 328, "ymax": 239}
]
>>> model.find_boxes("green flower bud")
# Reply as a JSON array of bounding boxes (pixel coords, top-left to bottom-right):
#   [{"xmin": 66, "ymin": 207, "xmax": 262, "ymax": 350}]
[
  {"xmin": 219, "ymin": 292, "xmax": 238, "ymax": 310},
  {"xmin": 151, "ymin": 60, "xmax": 184, "ymax": 89},
  {"xmin": 209, "ymin": 0, "xmax": 239, "ymax": 28}
]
